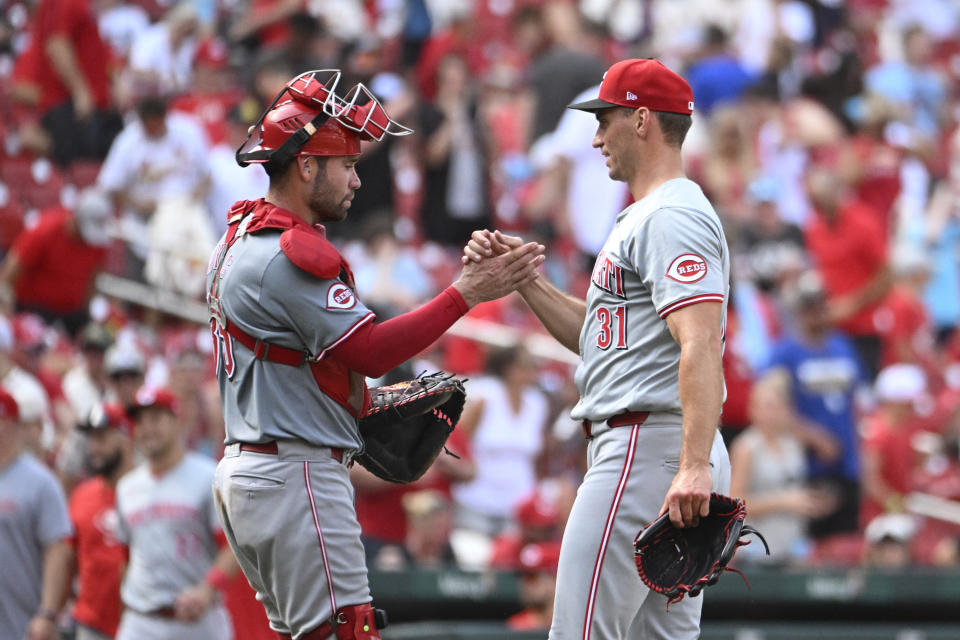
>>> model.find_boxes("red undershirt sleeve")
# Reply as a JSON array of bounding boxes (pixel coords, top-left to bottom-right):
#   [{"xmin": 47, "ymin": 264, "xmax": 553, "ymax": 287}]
[{"xmin": 329, "ymin": 286, "xmax": 469, "ymax": 378}]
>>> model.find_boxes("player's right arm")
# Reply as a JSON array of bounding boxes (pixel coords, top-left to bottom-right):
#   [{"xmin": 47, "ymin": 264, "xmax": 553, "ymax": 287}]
[{"xmin": 463, "ymin": 230, "xmax": 586, "ymax": 354}]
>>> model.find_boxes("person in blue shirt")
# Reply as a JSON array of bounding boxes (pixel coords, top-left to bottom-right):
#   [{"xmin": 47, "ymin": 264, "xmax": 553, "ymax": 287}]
[
  {"xmin": 766, "ymin": 272, "xmax": 865, "ymax": 539},
  {"xmin": 686, "ymin": 24, "xmax": 756, "ymax": 117}
]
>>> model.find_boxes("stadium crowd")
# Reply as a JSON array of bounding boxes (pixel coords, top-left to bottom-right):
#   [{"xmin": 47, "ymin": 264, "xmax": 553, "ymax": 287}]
[{"xmin": 1, "ymin": 0, "xmax": 960, "ymax": 637}]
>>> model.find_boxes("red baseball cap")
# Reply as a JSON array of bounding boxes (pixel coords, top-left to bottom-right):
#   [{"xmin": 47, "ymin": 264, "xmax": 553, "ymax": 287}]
[
  {"xmin": 568, "ymin": 58, "xmax": 694, "ymax": 115},
  {"xmin": 0, "ymin": 387, "xmax": 19, "ymax": 421},
  {"xmin": 515, "ymin": 493, "xmax": 560, "ymax": 529},
  {"xmin": 518, "ymin": 542, "xmax": 562, "ymax": 575},
  {"xmin": 127, "ymin": 387, "xmax": 179, "ymax": 418}
]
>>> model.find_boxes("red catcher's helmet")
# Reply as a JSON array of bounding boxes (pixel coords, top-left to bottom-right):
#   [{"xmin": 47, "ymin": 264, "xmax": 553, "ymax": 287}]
[{"xmin": 236, "ymin": 69, "xmax": 412, "ymax": 169}]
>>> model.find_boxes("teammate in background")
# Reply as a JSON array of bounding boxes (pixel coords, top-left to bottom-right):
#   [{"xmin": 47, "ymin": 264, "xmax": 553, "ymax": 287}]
[
  {"xmin": 0, "ymin": 387, "xmax": 73, "ymax": 640},
  {"xmin": 67, "ymin": 404, "xmax": 135, "ymax": 640},
  {"xmin": 465, "ymin": 59, "xmax": 731, "ymax": 638},
  {"xmin": 506, "ymin": 541, "xmax": 562, "ymax": 631},
  {"xmin": 115, "ymin": 388, "xmax": 239, "ymax": 640},
  {"xmin": 208, "ymin": 69, "xmax": 544, "ymax": 639}
]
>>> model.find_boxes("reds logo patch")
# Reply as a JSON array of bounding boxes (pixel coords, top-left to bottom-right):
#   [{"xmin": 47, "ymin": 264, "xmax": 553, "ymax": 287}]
[
  {"xmin": 666, "ymin": 254, "xmax": 708, "ymax": 283},
  {"xmin": 327, "ymin": 283, "xmax": 356, "ymax": 310}
]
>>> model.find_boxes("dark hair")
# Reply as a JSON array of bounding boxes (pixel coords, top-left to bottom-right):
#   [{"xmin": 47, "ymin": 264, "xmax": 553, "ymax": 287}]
[
  {"xmin": 136, "ymin": 96, "xmax": 168, "ymax": 120},
  {"xmin": 653, "ymin": 111, "xmax": 692, "ymax": 148},
  {"xmin": 264, "ymin": 156, "xmax": 296, "ymax": 181},
  {"xmin": 485, "ymin": 345, "xmax": 528, "ymax": 378}
]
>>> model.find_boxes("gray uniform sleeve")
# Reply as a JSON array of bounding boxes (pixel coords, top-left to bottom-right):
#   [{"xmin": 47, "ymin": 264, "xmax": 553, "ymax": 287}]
[
  {"xmin": 258, "ymin": 253, "xmax": 374, "ymax": 356},
  {"xmin": 34, "ymin": 473, "xmax": 73, "ymax": 546},
  {"xmin": 632, "ymin": 208, "xmax": 726, "ymax": 319}
]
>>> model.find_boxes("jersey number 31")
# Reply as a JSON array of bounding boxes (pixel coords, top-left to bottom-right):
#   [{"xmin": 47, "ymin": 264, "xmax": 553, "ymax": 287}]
[{"xmin": 596, "ymin": 306, "xmax": 627, "ymax": 350}]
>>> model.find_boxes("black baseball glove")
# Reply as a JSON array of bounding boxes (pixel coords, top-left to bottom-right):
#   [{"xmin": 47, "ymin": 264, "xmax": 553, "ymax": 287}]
[
  {"xmin": 355, "ymin": 371, "xmax": 466, "ymax": 484},
  {"xmin": 633, "ymin": 493, "xmax": 769, "ymax": 605}
]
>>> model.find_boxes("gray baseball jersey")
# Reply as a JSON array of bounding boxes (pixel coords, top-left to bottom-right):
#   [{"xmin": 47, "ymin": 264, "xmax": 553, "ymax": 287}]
[
  {"xmin": 115, "ymin": 452, "xmax": 222, "ymax": 611},
  {"xmin": 207, "ymin": 214, "xmax": 374, "ymax": 450},
  {"xmin": 571, "ymin": 178, "xmax": 729, "ymax": 422},
  {"xmin": 551, "ymin": 177, "xmax": 732, "ymax": 640},
  {"xmin": 0, "ymin": 453, "xmax": 73, "ymax": 639}
]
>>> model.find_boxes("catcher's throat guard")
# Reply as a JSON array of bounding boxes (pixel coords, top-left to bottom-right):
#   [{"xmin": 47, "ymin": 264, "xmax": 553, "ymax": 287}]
[
  {"xmin": 236, "ymin": 69, "xmax": 412, "ymax": 170},
  {"xmin": 633, "ymin": 493, "xmax": 770, "ymax": 606}
]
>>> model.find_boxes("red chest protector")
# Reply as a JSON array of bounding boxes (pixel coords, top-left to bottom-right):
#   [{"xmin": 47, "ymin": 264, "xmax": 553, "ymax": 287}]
[{"xmin": 208, "ymin": 199, "xmax": 370, "ymax": 417}]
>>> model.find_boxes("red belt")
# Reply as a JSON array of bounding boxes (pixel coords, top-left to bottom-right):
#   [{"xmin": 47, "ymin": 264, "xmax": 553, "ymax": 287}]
[
  {"xmin": 239, "ymin": 441, "xmax": 344, "ymax": 463},
  {"xmin": 581, "ymin": 411, "xmax": 650, "ymax": 439},
  {"xmin": 224, "ymin": 321, "xmax": 307, "ymax": 366}
]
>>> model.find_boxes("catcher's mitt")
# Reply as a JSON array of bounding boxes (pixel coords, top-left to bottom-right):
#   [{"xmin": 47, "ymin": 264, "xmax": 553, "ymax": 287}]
[
  {"xmin": 633, "ymin": 493, "xmax": 769, "ymax": 606},
  {"xmin": 355, "ymin": 371, "xmax": 466, "ymax": 484}
]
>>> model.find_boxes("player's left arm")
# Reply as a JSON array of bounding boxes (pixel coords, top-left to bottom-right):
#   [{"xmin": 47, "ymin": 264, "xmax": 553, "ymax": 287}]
[{"xmin": 661, "ymin": 300, "xmax": 724, "ymax": 528}]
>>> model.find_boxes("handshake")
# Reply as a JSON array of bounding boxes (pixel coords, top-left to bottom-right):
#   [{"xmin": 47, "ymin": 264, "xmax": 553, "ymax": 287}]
[{"xmin": 452, "ymin": 230, "xmax": 544, "ymax": 308}]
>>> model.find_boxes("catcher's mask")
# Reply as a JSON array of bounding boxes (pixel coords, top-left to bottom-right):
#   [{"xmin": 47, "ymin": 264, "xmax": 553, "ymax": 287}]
[{"xmin": 236, "ymin": 69, "xmax": 412, "ymax": 170}]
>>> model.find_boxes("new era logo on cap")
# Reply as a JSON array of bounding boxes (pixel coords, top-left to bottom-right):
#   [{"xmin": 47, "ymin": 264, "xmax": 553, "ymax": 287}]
[{"xmin": 568, "ymin": 59, "xmax": 694, "ymax": 115}]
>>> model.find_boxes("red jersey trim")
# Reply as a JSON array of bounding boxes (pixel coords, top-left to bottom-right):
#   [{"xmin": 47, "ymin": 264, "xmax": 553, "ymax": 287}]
[
  {"xmin": 658, "ymin": 293, "xmax": 725, "ymax": 319},
  {"xmin": 316, "ymin": 312, "xmax": 375, "ymax": 362}
]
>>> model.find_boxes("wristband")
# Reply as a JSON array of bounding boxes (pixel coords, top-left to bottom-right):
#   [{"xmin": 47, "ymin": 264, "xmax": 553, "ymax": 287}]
[{"xmin": 205, "ymin": 566, "xmax": 231, "ymax": 592}]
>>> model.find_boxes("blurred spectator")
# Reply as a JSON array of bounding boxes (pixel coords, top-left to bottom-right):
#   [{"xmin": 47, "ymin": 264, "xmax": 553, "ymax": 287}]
[
  {"xmin": 206, "ymin": 99, "xmax": 270, "ymax": 238},
  {"xmin": 532, "ymin": 82, "xmax": 629, "ymax": 263},
  {"xmin": 861, "ymin": 364, "xmax": 934, "ymax": 523},
  {"xmin": 862, "ymin": 513, "xmax": 918, "ymax": 568},
  {"xmin": 0, "ymin": 316, "xmax": 55, "ymax": 457},
  {"xmin": 170, "ymin": 37, "xmax": 245, "ymax": 149},
  {"xmin": 0, "ymin": 188, "xmax": 112, "ymax": 336},
  {"xmin": 62, "ymin": 322, "xmax": 115, "ymax": 419},
  {"xmin": 691, "ymin": 105, "xmax": 757, "ymax": 221},
  {"xmin": 13, "ymin": 0, "xmax": 122, "ymax": 165},
  {"xmin": 126, "ymin": 3, "xmax": 201, "ymax": 95},
  {"xmin": 97, "ymin": 0, "xmax": 151, "ymax": 62},
  {"xmin": 453, "ymin": 345, "xmax": 548, "ymax": 537},
  {"xmin": 97, "ymin": 95, "xmax": 211, "ymax": 281},
  {"xmin": 67, "ymin": 403, "xmax": 135, "ymax": 640},
  {"xmin": 919, "ymin": 129, "xmax": 960, "ymax": 343},
  {"xmin": 227, "ymin": 0, "xmax": 303, "ymax": 51},
  {"xmin": 249, "ymin": 13, "xmax": 335, "ymax": 81},
  {"xmin": 874, "ymin": 246, "xmax": 936, "ymax": 369},
  {"xmin": 737, "ymin": 176, "xmax": 806, "ymax": 293},
  {"xmin": 524, "ymin": 4, "xmax": 606, "ymax": 145},
  {"xmin": 352, "ymin": 214, "xmax": 434, "ymax": 316},
  {"xmin": 116, "ymin": 387, "xmax": 237, "ymax": 639},
  {"xmin": 505, "ymin": 541, "xmax": 561, "ymax": 631},
  {"xmin": 489, "ymin": 490, "xmax": 562, "ymax": 570},
  {"xmin": 168, "ymin": 346, "xmax": 223, "ymax": 459},
  {"xmin": 766, "ymin": 272, "xmax": 864, "ymax": 541},
  {"xmin": 418, "ymin": 54, "xmax": 492, "ymax": 246},
  {"xmin": 0, "ymin": 387, "xmax": 73, "ymax": 640},
  {"xmin": 804, "ymin": 165, "xmax": 892, "ymax": 379},
  {"xmin": 686, "ymin": 24, "xmax": 756, "ymax": 117},
  {"xmin": 730, "ymin": 370, "xmax": 834, "ymax": 565},
  {"xmin": 865, "ymin": 24, "xmax": 948, "ymax": 139},
  {"xmin": 372, "ymin": 490, "xmax": 457, "ymax": 571}
]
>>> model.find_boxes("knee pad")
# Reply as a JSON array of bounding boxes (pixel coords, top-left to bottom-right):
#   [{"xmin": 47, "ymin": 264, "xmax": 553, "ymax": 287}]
[{"xmin": 333, "ymin": 603, "xmax": 388, "ymax": 640}]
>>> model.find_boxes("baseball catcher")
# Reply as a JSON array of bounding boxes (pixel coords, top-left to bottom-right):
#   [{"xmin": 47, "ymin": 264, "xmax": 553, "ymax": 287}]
[
  {"xmin": 634, "ymin": 493, "xmax": 769, "ymax": 605},
  {"xmin": 356, "ymin": 372, "xmax": 466, "ymax": 484}
]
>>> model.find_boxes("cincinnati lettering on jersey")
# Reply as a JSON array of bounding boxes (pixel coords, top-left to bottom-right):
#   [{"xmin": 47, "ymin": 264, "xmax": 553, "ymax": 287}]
[
  {"xmin": 126, "ymin": 503, "xmax": 198, "ymax": 527},
  {"xmin": 591, "ymin": 251, "xmax": 626, "ymax": 299}
]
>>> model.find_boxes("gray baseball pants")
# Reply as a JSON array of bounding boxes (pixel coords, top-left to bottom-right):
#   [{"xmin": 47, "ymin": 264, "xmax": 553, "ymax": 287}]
[{"xmin": 549, "ymin": 414, "xmax": 730, "ymax": 639}]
